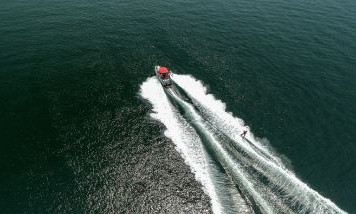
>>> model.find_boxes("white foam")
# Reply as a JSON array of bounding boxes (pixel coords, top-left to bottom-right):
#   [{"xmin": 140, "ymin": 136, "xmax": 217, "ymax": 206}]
[
  {"xmin": 170, "ymin": 93, "xmax": 273, "ymax": 213},
  {"xmin": 172, "ymin": 74, "xmax": 285, "ymax": 167},
  {"xmin": 140, "ymin": 77, "xmax": 251, "ymax": 214},
  {"xmin": 171, "ymin": 74, "xmax": 347, "ymax": 214}
]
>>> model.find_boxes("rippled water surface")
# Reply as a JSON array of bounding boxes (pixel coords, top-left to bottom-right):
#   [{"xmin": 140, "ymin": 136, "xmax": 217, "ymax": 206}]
[{"xmin": 0, "ymin": 0, "xmax": 355, "ymax": 213}]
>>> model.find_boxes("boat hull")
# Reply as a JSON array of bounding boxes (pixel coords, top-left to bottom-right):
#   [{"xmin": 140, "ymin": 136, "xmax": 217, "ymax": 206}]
[{"xmin": 154, "ymin": 66, "xmax": 173, "ymax": 87}]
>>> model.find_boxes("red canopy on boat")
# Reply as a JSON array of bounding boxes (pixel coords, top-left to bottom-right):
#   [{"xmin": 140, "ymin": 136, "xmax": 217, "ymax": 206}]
[{"xmin": 159, "ymin": 67, "xmax": 169, "ymax": 74}]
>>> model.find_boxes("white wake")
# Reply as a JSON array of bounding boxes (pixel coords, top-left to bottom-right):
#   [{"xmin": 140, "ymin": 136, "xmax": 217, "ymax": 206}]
[
  {"xmin": 140, "ymin": 74, "xmax": 346, "ymax": 214},
  {"xmin": 140, "ymin": 77, "xmax": 252, "ymax": 214},
  {"xmin": 172, "ymin": 74, "xmax": 347, "ymax": 214}
]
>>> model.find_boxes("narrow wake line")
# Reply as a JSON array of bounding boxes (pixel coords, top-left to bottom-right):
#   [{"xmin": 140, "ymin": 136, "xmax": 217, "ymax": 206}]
[
  {"xmin": 196, "ymin": 110, "xmax": 283, "ymax": 169},
  {"xmin": 171, "ymin": 74, "xmax": 347, "ymax": 214}
]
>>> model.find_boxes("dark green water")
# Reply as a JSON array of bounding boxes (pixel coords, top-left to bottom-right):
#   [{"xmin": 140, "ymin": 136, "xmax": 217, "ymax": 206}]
[{"xmin": 0, "ymin": 0, "xmax": 355, "ymax": 213}]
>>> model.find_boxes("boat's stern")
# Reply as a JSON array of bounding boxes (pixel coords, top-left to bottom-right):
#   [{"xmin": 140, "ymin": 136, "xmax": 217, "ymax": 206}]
[{"xmin": 161, "ymin": 77, "xmax": 173, "ymax": 87}]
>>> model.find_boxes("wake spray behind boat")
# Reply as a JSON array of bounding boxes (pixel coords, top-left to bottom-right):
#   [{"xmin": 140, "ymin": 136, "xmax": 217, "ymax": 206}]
[{"xmin": 154, "ymin": 65, "xmax": 194, "ymax": 105}]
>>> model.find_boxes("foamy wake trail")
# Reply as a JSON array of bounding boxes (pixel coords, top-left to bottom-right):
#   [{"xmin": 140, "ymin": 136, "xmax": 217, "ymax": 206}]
[
  {"xmin": 140, "ymin": 77, "xmax": 253, "ymax": 214},
  {"xmin": 172, "ymin": 74, "xmax": 347, "ymax": 214}
]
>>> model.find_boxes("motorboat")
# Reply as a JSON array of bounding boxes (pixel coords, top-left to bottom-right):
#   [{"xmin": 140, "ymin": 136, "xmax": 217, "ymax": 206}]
[{"xmin": 154, "ymin": 65, "xmax": 173, "ymax": 87}]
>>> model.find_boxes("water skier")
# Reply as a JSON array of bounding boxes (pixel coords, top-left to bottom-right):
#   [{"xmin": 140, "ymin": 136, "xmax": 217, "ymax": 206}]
[{"xmin": 241, "ymin": 130, "xmax": 247, "ymax": 139}]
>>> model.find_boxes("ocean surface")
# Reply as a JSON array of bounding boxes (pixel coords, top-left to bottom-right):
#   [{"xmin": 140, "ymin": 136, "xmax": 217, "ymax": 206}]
[{"xmin": 1, "ymin": 0, "xmax": 355, "ymax": 213}]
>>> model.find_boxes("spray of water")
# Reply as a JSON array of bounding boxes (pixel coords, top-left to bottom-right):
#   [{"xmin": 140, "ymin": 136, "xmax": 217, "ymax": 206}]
[
  {"xmin": 140, "ymin": 77, "xmax": 253, "ymax": 214},
  {"xmin": 172, "ymin": 74, "xmax": 347, "ymax": 214},
  {"xmin": 140, "ymin": 74, "xmax": 346, "ymax": 214}
]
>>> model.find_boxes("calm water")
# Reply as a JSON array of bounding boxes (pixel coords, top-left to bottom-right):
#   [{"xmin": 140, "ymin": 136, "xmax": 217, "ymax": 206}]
[{"xmin": 0, "ymin": 0, "xmax": 355, "ymax": 213}]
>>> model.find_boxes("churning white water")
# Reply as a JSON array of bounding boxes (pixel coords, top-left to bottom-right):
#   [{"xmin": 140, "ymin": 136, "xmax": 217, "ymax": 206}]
[
  {"xmin": 140, "ymin": 74, "xmax": 346, "ymax": 214},
  {"xmin": 140, "ymin": 77, "xmax": 252, "ymax": 214}
]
